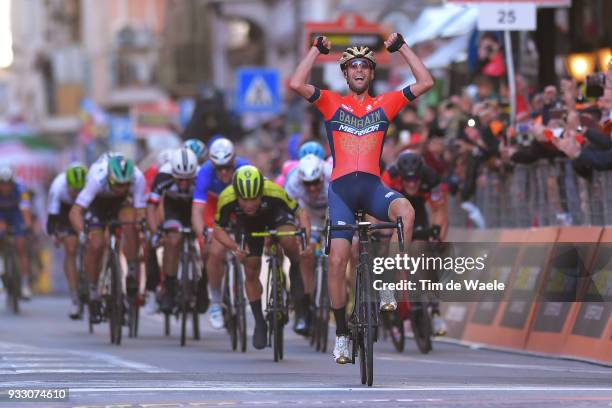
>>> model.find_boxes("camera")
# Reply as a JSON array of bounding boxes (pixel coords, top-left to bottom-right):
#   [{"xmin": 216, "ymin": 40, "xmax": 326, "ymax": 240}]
[
  {"xmin": 586, "ymin": 73, "xmax": 606, "ymax": 98},
  {"xmin": 549, "ymin": 107, "xmax": 567, "ymax": 120}
]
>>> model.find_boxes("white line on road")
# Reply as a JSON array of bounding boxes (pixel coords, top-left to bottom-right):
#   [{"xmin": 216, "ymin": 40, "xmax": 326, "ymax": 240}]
[
  {"xmin": 378, "ymin": 353, "xmax": 612, "ymax": 375},
  {"xmin": 0, "ymin": 341, "xmax": 168, "ymax": 374},
  {"xmin": 67, "ymin": 386, "xmax": 612, "ymax": 393}
]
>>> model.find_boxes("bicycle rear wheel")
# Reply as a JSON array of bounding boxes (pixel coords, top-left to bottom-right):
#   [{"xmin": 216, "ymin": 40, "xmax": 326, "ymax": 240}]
[
  {"xmin": 164, "ymin": 312, "xmax": 171, "ymax": 336},
  {"xmin": 384, "ymin": 311, "xmax": 405, "ymax": 352},
  {"xmin": 318, "ymin": 262, "xmax": 330, "ymax": 353},
  {"xmin": 128, "ymin": 275, "xmax": 140, "ymax": 338},
  {"xmin": 192, "ymin": 310, "xmax": 200, "ymax": 340},
  {"xmin": 410, "ymin": 302, "xmax": 432, "ymax": 354}
]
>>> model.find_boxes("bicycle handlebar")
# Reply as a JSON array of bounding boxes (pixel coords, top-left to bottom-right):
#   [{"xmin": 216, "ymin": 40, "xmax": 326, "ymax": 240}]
[
  {"xmin": 239, "ymin": 228, "xmax": 307, "ymax": 252},
  {"xmin": 324, "ymin": 216, "xmax": 405, "ymax": 255}
]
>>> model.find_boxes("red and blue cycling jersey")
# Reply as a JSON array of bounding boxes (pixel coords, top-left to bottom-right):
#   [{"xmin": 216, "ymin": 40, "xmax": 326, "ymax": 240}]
[
  {"xmin": 193, "ymin": 156, "xmax": 249, "ymax": 227},
  {"xmin": 308, "ymin": 87, "xmax": 415, "ymax": 181}
]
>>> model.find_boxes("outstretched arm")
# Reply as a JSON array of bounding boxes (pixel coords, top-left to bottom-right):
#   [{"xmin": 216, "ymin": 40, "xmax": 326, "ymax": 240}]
[
  {"xmin": 289, "ymin": 36, "xmax": 331, "ymax": 100},
  {"xmin": 385, "ymin": 33, "xmax": 434, "ymax": 99}
]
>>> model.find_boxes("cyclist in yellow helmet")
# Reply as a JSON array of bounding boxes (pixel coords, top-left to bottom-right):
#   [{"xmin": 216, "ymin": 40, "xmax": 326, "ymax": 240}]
[
  {"xmin": 213, "ymin": 166, "xmax": 314, "ymax": 350},
  {"xmin": 47, "ymin": 163, "xmax": 88, "ymax": 319}
]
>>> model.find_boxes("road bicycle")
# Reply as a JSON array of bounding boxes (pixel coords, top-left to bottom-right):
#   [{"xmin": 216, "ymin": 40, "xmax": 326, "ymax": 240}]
[
  {"xmin": 160, "ymin": 225, "xmax": 202, "ymax": 346},
  {"xmin": 325, "ymin": 212, "xmax": 405, "ymax": 386},
  {"xmin": 382, "ymin": 225, "xmax": 441, "ymax": 354},
  {"xmin": 88, "ymin": 219, "xmax": 146, "ymax": 345},
  {"xmin": 222, "ymin": 237, "xmax": 247, "ymax": 352},
  {"xmin": 309, "ymin": 226, "xmax": 329, "ymax": 353},
  {"xmin": 241, "ymin": 229, "xmax": 306, "ymax": 362}
]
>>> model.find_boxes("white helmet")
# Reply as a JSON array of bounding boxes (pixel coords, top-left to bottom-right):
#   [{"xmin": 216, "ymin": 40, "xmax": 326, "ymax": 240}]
[
  {"xmin": 170, "ymin": 148, "xmax": 198, "ymax": 179},
  {"xmin": 0, "ymin": 165, "xmax": 14, "ymax": 182},
  {"xmin": 157, "ymin": 148, "xmax": 174, "ymax": 166},
  {"xmin": 298, "ymin": 154, "xmax": 324, "ymax": 183},
  {"xmin": 209, "ymin": 138, "xmax": 235, "ymax": 166}
]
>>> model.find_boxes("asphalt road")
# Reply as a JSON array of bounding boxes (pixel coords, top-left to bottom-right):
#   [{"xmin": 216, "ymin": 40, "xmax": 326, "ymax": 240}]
[{"xmin": 1, "ymin": 296, "xmax": 610, "ymax": 408}]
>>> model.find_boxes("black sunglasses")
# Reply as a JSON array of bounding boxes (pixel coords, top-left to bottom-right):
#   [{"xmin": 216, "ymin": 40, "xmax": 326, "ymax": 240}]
[
  {"xmin": 214, "ymin": 165, "xmax": 233, "ymax": 172},
  {"xmin": 302, "ymin": 179, "xmax": 322, "ymax": 187}
]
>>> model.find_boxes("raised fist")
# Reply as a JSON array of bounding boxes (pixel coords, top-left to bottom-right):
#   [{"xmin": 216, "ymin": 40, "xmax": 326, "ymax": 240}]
[
  {"xmin": 385, "ymin": 33, "xmax": 405, "ymax": 53},
  {"xmin": 313, "ymin": 36, "xmax": 331, "ymax": 54}
]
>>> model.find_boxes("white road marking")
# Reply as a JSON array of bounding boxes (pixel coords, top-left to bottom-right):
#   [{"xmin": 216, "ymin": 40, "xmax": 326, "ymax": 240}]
[
  {"xmin": 0, "ymin": 341, "xmax": 167, "ymax": 374},
  {"xmin": 67, "ymin": 386, "xmax": 612, "ymax": 393},
  {"xmin": 378, "ymin": 353, "xmax": 612, "ymax": 375}
]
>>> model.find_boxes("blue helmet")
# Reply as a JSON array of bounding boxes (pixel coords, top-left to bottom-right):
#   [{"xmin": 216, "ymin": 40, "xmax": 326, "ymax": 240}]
[
  {"xmin": 183, "ymin": 139, "xmax": 208, "ymax": 163},
  {"xmin": 298, "ymin": 141, "xmax": 325, "ymax": 160}
]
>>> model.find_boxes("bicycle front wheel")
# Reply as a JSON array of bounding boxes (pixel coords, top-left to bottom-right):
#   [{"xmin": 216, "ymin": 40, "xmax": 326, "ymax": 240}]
[
  {"xmin": 108, "ymin": 252, "xmax": 123, "ymax": 345},
  {"xmin": 235, "ymin": 260, "xmax": 247, "ymax": 352},
  {"xmin": 6, "ymin": 251, "xmax": 19, "ymax": 314},
  {"xmin": 179, "ymin": 253, "xmax": 190, "ymax": 347},
  {"xmin": 361, "ymin": 253, "xmax": 374, "ymax": 386}
]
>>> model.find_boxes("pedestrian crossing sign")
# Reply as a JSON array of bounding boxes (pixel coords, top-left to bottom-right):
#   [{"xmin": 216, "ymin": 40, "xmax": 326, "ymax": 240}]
[{"xmin": 236, "ymin": 68, "xmax": 281, "ymax": 114}]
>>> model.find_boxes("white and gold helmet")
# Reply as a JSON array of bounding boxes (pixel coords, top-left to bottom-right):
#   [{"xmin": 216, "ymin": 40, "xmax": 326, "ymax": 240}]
[{"xmin": 339, "ymin": 46, "xmax": 377, "ymax": 70}]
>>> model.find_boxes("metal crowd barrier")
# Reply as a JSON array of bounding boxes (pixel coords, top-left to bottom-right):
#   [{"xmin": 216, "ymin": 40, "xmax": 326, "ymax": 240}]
[{"xmin": 448, "ymin": 158, "xmax": 612, "ymax": 228}]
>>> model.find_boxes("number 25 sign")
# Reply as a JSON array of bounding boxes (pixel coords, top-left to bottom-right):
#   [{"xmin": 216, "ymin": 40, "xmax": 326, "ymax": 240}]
[{"xmin": 477, "ymin": 2, "xmax": 536, "ymax": 31}]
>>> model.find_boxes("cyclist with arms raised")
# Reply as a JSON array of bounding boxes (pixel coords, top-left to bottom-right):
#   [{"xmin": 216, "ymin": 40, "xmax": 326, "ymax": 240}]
[
  {"xmin": 47, "ymin": 163, "xmax": 88, "ymax": 318},
  {"xmin": 289, "ymin": 33, "xmax": 433, "ymax": 363},
  {"xmin": 213, "ymin": 166, "xmax": 313, "ymax": 350}
]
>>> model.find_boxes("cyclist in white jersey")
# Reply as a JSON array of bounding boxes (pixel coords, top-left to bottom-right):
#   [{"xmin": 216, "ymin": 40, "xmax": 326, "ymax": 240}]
[
  {"xmin": 69, "ymin": 153, "xmax": 147, "ymax": 324},
  {"xmin": 47, "ymin": 164, "xmax": 88, "ymax": 319}
]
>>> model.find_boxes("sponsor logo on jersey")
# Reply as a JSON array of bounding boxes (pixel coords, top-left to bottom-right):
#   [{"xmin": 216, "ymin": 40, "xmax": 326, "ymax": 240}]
[{"xmin": 337, "ymin": 109, "xmax": 382, "ymax": 130}]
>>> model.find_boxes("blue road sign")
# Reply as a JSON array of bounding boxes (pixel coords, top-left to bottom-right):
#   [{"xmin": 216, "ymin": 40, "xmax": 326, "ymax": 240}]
[
  {"xmin": 109, "ymin": 115, "xmax": 134, "ymax": 145},
  {"xmin": 236, "ymin": 68, "xmax": 281, "ymax": 114}
]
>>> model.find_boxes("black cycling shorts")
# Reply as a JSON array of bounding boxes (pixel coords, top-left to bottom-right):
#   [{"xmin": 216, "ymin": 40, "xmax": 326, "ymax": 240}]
[
  {"xmin": 85, "ymin": 195, "xmax": 131, "ymax": 226},
  {"xmin": 241, "ymin": 209, "xmax": 296, "ymax": 257},
  {"xmin": 56, "ymin": 203, "xmax": 76, "ymax": 235},
  {"xmin": 163, "ymin": 197, "xmax": 192, "ymax": 227}
]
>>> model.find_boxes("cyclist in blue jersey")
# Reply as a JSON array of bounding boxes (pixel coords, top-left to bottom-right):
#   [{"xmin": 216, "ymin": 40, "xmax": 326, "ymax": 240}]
[
  {"xmin": 191, "ymin": 138, "xmax": 250, "ymax": 329},
  {"xmin": 0, "ymin": 165, "xmax": 33, "ymax": 299}
]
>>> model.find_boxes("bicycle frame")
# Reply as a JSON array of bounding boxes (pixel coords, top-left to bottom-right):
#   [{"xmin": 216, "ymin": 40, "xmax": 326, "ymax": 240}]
[
  {"xmin": 162, "ymin": 225, "xmax": 202, "ymax": 346},
  {"xmin": 325, "ymin": 213, "xmax": 404, "ymax": 386},
  {"xmin": 241, "ymin": 228, "xmax": 306, "ymax": 362}
]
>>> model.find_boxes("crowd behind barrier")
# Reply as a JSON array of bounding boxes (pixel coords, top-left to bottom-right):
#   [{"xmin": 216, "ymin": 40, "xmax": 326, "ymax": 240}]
[{"xmin": 449, "ymin": 160, "xmax": 612, "ymax": 228}]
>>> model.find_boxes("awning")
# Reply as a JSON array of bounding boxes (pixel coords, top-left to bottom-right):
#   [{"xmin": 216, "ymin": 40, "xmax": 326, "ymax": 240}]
[
  {"xmin": 403, "ymin": 4, "xmax": 477, "ymax": 45},
  {"xmin": 424, "ymin": 34, "xmax": 471, "ymax": 69}
]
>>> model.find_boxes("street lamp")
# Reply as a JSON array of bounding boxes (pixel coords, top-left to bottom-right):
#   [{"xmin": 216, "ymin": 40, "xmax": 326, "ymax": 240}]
[
  {"xmin": 566, "ymin": 53, "xmax": 596, "ymax": 82},
  {"xmin": 596, "ymin": 48, "xmax": 611, "ymax": 72}
]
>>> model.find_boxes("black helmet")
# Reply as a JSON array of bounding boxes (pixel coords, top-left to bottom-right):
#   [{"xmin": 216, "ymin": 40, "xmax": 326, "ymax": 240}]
[{"xmin": 396, "ymin": 151, "xmax": 424, "ymax": 180}]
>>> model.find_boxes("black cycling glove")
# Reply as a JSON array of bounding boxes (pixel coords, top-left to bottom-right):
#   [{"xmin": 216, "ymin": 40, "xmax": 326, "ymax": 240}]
[
  {"xmin": 386, "ymin": 33, "xmax": 405, "ymax": 53},
  {"xmin": 315, "ymin": 36, "xmax": 330, "ymax": 55}
]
